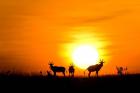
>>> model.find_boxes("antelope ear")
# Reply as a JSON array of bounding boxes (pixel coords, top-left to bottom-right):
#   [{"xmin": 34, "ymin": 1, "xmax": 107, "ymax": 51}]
[{"xmin": 99, "ymin": 59, "xmax": 102, "ymax": 62}]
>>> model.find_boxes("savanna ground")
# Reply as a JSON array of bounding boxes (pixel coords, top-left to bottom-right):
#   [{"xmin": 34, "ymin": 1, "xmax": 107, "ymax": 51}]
[{"xmin": 0, "ymin": 74, "xmax": 140, "ymax": 92}]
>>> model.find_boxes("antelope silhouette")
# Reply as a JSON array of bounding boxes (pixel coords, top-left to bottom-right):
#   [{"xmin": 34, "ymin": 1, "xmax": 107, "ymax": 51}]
[
  {"xmin": 49, "ymin": 63, "xmax": 66, "ymax": 76},
  {"xmin": 85, "ymin": 59, "xmax": 104, "ymax": 77},
  {"xmin": 116, "ymin": 66, "xmax": 128, "ymax": 75},
  {"xmin": 68, "ymin": 64, "xmax": 75, "ymax": 77},
  {"xmin": 116, "ymin": 66, "xmax": 123, "ymax": 76}
]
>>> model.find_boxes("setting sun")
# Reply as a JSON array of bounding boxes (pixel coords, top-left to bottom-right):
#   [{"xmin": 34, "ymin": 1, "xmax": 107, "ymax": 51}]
[{"xmin": 72, "ymin": 45, "xmax": 99, "ymax": 69}]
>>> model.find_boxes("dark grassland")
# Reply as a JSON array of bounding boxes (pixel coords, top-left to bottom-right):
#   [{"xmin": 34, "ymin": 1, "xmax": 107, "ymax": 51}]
[{"xmin": 0, "ymin": 74, "xmax": 140, "ymax": 92}]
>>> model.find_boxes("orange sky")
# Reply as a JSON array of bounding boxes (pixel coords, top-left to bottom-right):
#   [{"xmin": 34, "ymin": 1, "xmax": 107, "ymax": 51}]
[{"xmin": 0, "ymin": 0, "xmax": 140, "ymax": 76}]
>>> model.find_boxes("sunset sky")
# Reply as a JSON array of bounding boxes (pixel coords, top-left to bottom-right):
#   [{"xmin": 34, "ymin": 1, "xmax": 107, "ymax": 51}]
[{"xmin": 0, "ymin": 0, "xmax": 140, "ymax": 75}]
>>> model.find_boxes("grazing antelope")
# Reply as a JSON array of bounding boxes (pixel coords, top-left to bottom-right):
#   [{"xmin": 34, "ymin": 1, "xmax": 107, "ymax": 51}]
[
  {"xmin": 68, "ymin": 64, "xmax": 75, "ymax": 77},
  {"xmin": 49, "ymin": 63, "xmax": 66, "ymax": 76},
  {"xmin": 85, "ymin": 59, "xmax": 104, "ymax": 77}
]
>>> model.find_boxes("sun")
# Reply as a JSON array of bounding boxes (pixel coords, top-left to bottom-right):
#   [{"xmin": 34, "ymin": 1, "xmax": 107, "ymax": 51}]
[{"xmin": 72, "ymin": 45, "xmax": 99, "ymax": 69}]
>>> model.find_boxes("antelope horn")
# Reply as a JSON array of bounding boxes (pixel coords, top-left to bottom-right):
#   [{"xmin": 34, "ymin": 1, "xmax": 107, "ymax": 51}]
[{"xmin": 48, "ymin": 61, "xmax": 53, "ymax": 64}]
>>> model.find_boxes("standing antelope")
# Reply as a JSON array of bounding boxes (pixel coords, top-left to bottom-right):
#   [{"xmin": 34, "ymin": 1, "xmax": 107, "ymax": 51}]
[
  {"xmin": 49, "ymin": 63, "xmax": 66, "ymax": 76},
  {"xmin": 116, "ymin": 66, "xmax": 128, "ymax": 75},
  {"xmin": 85, "ymin": 59, "xmax": 104, "ymax": 77},
  {"xmin": 116, "ymin": 66, "xmax": 123, "ymax": 76},
  {"xmin": 68, "ymin": 64, "xmax": 75, "ymax": 77}
]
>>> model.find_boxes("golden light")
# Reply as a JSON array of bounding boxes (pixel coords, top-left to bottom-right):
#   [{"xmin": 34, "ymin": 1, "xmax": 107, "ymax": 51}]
[
  {"xmin": 59, "ymin": 27, "xmax": 110, "ymax": 73},
  {"xmin": 72, "ymin": 45, "xmax": 99, "ymax": 69}
]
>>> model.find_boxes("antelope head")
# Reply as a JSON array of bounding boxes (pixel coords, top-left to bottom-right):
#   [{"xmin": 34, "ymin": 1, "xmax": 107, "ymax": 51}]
[
  {"xmin": 48, "ymin": 61, "xmax": 54, "ymax": 66},
  {"xmin": 99, "ymin": 59, "xmax": 105, "ymax": 64}
]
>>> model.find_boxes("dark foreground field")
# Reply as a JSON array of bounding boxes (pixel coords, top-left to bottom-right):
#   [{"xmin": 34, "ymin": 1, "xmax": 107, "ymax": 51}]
[{"xmin": 0, "ymin": 74, "xmax": 140, "ymax": 92}]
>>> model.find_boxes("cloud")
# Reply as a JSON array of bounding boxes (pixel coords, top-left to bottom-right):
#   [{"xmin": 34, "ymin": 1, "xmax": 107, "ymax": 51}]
[
  {"xmin": 83, "ymin": 10, "xmax": 130, "ymax": 22},
  {"xmin": 64, "ymin": 9, "xmax": 131, "ymax": 26}
]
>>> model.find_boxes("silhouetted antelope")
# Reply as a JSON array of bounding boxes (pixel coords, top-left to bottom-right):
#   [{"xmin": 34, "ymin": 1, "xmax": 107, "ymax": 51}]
[
  {"xmin": 116, "ymin": 66, "xmax": 123, "ymax": 76},
  {"xmin": 68, "ymin": 64, "xmax": 75, "ymax": 77},
  {"xmin": 85, "ymin": 59, "xmax": 104, "ymax": 77},
  {"xmin": 116, "ymin": 66, "xmax": 127, "ymax": 75},
  {"xmin": 49, "ymin": 63, "xmax": 66, "ymax": 76}
]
